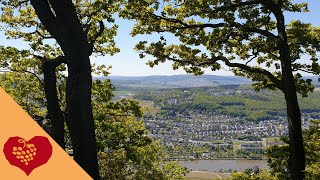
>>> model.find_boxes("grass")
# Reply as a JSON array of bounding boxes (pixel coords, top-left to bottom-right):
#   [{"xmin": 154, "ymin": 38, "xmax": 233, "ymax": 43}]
[
  {"xmin": 265, "ymin": 137, "xmax": 280, "ymax": 142},
  {"xmin": 186, "ymin": 171, "xmax": 231, "ymax": 180},
  {"xmin": 136, "ymin": 99, "xmax": 161, "ymax": 116},
  {"xmin": 212, "ymin": 140, "xmax": 225, "ymax": 144},
  {"xmin": 124, "ymin": 97, "xmax": 161, "ymax": 116}
]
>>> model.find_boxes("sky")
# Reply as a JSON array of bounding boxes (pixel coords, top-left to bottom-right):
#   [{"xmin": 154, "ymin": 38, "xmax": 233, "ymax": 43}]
[
  {"xmin": 92, "ymin": 0, "xmax": 320, "ymax": 76},
  {"xmin": 1, "ymin": 0, "xmax": 320, "ymax": 77}
]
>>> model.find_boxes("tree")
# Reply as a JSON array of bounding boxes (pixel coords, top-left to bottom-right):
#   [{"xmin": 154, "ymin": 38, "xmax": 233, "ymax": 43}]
[
  {"xmin": 91, "ymin": 71, "xmax": 187, "ymax": 179},
  {"xmin": 0, "ymin": 48, "xmax": 48, "ymax": 118},
  {"xmin": 0, "ymin": 63, "xmax": 187, "ymax": 179},
  {"xmin": 0, "ymin": 0, "xmax": 120, "ymax": 178},
  {"xmin": 247, "ymin": 120, "xmax": 320, "ymax": 180},
  {"xmin": 121, "ymin": 1, "xmax": 320, "ymax": 179},
  {"xmin": 229, "ymin": 169, "xmax": 275, "ymax": 180}
]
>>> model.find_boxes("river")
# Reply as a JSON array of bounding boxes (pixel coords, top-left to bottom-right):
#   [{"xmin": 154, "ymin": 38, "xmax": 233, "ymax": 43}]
[{"xmin": 178, "ymin": 160, "xmax": 269, "ymax": 171}]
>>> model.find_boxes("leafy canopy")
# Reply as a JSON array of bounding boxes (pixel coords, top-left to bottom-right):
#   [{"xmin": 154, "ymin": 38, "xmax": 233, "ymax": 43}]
[
  {"xmin": 230, "ymin": 119, "xmax": 320, "ymax": 180},
  {"xmin": 0, "ymin": 0, "xmax": 121, "ymax": 58},
  {"xmin": 0, "ymin": 63, "xmax": 187, "ymax": 179},
  {"xmin": 121, "ymin": 0, "xmax": 320, "ymax": 96},
  {"xmin": 0, "ymin": 1, "xmax": 188, "ymax": 179}
]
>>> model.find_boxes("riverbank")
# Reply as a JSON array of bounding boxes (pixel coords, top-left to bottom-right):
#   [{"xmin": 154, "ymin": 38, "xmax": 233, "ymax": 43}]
[
  {"xmin": 178, "ymin": 159, "xmax": 269, "ymax": 172},
  {"xmin": 186, "ymin": 171, "xmax": 231, "ymax": 180},
  {"xmin": 167, "ymin": 157, "xmax": 265, "ymax": 161}
]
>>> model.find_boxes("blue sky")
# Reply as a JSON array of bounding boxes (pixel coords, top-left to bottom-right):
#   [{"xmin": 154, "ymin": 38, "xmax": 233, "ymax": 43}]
[
  {"xmin": 1, "ymin": 0, "xmax": 320, "ymax": 76},
  {"xmin": 93, "ymin": 0, "xmax": 320, "ymax": 76}
]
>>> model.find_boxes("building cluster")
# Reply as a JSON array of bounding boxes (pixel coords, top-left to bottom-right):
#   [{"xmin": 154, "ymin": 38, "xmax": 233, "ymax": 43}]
[{"xmin": 145, "ymin": 113, "xmax": 311, "ymax": 156}]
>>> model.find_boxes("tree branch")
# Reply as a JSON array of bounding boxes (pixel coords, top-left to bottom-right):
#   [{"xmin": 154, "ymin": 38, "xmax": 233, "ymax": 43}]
[
  {"xmin": 88, "ymin": 20, "xmax": 105, "ymax": 56},
  {"xmin": 35, "ymin": 29, "xmax": 53, "ymax": 39},
  {"xmin": 150, "ymin": 14, "xmax": 278, "ymax": 39},
  {"xmin": 43, "ymin": 56, "xmax": 66, "ymax": 68},
  {"xmin": 211, "ymin": 0, "xmax": 265, "ymax": 13},
  {"xmin": 30, "ymin": 0, "xmax": 59, "ymax": 38},
  {"xmin": 0, "ymin": 68, "xmax": 44, "ymax": 87},
  {"xmin": 26, "ymin": 28, "xmax": 53, "ymax": 39},
  {"xmin": 221, "ymin": 58, "xmax": 282, "ymax": 90},
  {"xmin": 47, "ymin": 0, "xmax": 84, "ymax": 37},
  {"xmin": 293, "ymin": 68, "xmax": 316, "ymax": 74},
  {"xmin": 165, "ymin": 55, "xmax": 282, "ymax": 90},
  {"xmin": 14, "ymin": 0, "xmax": 29, "ymax": 8}
]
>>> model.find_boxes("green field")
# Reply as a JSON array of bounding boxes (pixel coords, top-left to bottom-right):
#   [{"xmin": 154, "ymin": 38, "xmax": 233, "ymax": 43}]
[
  {"xmin": 136, "ymin": 99, "xmax": 161, "ymax": 116},
  {"xmin": 187, "ymin": 171, "xmax": 231, "ymax": 180}
]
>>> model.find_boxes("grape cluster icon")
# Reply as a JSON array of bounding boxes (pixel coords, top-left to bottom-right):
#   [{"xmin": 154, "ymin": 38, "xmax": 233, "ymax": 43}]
[{"xmin": 11, "ymin": 139, "xmax": 37, "ymax": 166}]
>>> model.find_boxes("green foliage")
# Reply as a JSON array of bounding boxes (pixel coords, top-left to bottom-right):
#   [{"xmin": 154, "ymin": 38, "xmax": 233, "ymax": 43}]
[
  {"xmin": 305, "ymin": 163, "xmax": 320, "ymax": 180},
  {"xmin": 1, "ymin": 62, "xmax": 187, "ymax": 179},
  {"xmin": 0, "ymin": 0, "xmax": 120, "ymax": 57},
  {"xmin": 91, "ymin": 66, "xmax": 186, "ymax": 179},
  {"xmin": 0, "ymin": 71, "xmax": 46, "ymax": 117},
  {"xmin": 265, "ymin": 143, "xmax": 290, "ymax": 179},
  {"xmin": 98, "ymin": 145, "xmax": 187, "ymax": 180},
  {"xmin": 0, "ymin": 1, "xmax": 121, "ymax": 110},
  {"xmin": 121, "ymin": 0, "xmax": 320, "ymax": 96},
  {"xmin": 97, "ymin": 140, "xmax": 165, "ymax": 180},
  {"xmin": 0, "ymin": 0, "xmax": 122, "ymax": 116},
  {"xmin": 243, "ymin": 120, "xmax": 320, "ymax": 180},
  {"xmin": 229, "ymin": 169, "xmax": 275, "ymax": 180},
  {"xmin": 0, "ymin": 46, "xmax": 44, "ymax": 117},
  {"xmin": 0, "ymin": 1, "xmax": 187, "ymax": 179},
  {"xmin": 134, "ymin": 86, "xmax": 320, "ymax": 121},
  {"xmin": 162, "ymin": 162, "xmax": 188, "ymax": 180}
]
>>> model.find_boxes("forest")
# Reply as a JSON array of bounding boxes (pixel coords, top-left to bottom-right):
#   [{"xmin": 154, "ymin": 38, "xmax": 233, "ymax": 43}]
[
  {"xmin": 0, "ymin": 0, "xmax": 319, "ymax": 180},
  {"xmin": 134, "ymin": 85, "xmax": 320, "ymax": 121}
]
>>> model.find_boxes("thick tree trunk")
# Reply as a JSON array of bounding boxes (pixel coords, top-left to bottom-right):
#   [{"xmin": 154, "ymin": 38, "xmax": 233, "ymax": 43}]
[
  {"xmin": 280, "ymin": 45, "xmax": 305, "ymax": 179},
  {"xmin": 274, "ymin": 5, "xmax": 306, "ymax": 179},
  {"xmin": 30, "ymin": 1, "xmax": 100, "ymax": 179},
  {"xmin": 65, "ymin": 53, "xmax": 100, "ymax": 180},
  {"xmin": 42, "ymin": 58, "xmax": 65, "ymax": 149},
  {"xmin": 283, "ymin": 73, "xmax": 305, "ymax": 180}
]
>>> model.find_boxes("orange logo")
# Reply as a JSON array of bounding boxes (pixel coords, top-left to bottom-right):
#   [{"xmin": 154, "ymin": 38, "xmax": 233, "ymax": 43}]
[
  {"xmin": 0, "ymin": 87, "xmax": 92, "ymax": 179},
  {"xmin": 3, "ymin": 136, "xmax": 52, "ymax": 175}
]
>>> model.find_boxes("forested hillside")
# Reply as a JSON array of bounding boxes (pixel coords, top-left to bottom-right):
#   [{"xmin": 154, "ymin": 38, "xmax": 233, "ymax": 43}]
[{"xmin": 131, "ymin": 85, "xmax": 320, "ymax": 121}]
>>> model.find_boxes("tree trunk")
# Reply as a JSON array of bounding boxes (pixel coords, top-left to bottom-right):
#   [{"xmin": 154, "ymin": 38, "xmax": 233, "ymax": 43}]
[
  {"xmin": 274, "ymin": 5, "xmax": 306, "ymax": 179},
  {"xmin": 42, "ymin": 58, "xmax": 65, "ymax": 149},
  {"xmin": 65, "ymin": 53, "xmax": 100, "ymax": 180},
  {"xmin": 30, "ymin": 1, "xmax": 100, "ymax": 179},
  {"xmin": 283, "ymin": 72, "xmax": 305, "ymax": 180}
]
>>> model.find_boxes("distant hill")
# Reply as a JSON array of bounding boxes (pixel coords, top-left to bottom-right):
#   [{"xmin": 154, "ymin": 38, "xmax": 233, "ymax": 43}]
[
  {"xmin": 99, "ymin": 75, "xmax": 251, "ymax": 88},
  {"xmin": 93, "ymin": 74, "xmax": 319, "ymax": 89}
]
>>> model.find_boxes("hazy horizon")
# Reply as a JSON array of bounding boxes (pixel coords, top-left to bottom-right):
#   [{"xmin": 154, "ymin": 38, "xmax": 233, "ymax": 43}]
[{"xmin": 104, "ymin": 74, "xmax": 319, "ymax": 77}]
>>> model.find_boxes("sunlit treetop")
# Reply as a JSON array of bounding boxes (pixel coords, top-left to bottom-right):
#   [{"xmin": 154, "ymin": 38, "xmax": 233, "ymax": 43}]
[
  {"xmin": 121, "ymin": 0, "xmax": 320, "ymax": 96},
  {"xmin": 0, "ymin": 0, "xmax": 123, "ymax": 99},
  {"xmin": 0, "ymin": 0, "xmax": 122, "ymax": 59}
]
